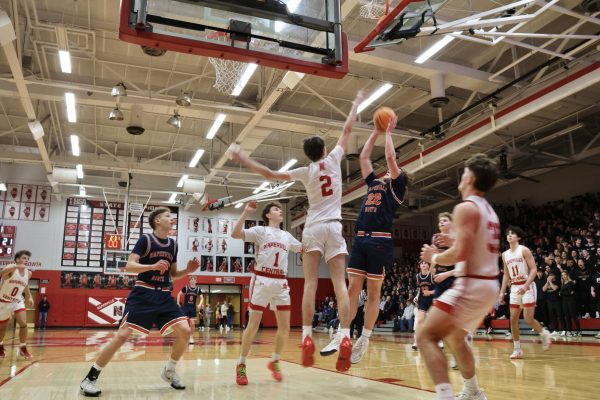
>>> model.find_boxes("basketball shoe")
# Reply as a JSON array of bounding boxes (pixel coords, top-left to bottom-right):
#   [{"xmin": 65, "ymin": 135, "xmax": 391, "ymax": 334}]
[
  {"xmin": 301, "ymin": 336, "xmax": 315, "ymax": 367},
  {"xmin": 80, "ymin": 378, "xmax": 102, "ymax": 397},
  {"xmin": 320, "ymin": 333, "xmax": 341, "ymax": 356},
  {"xmin": 457, "ymin": 389, "xmax": 487, "ymax": 400},
  {"xmin": 541, "ymin": 329, "xmax": 551, "ymax": 351},
  {"xmin": 336, "ymin": 336, "xmax": 352, "ymax": 372},
  {"xmin": 509, "ymin": 349, "xmax": 523, "ymax": 359},
  {"xmin": 18, "ymin": 346, "xmax": 32, "ymax": 359},
  {"xmin": 350, "ymin": 336, "xmax": 369, "ymax": 364},
  {"xmin": 236, "ymin": 363, "xmax": 248, "ymax": 385},
  {"xmin": 268, "ymin": 360, "xmax": 283, "ymax": 382},
  {"xmin": 161, "ymin": 365, "xmax": 185, "ymax": 390}
]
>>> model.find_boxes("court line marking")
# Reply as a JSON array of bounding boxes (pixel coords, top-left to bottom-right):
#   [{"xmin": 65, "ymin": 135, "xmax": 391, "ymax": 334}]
[{"xmin": 0, "ymin": 361, "xmax": 37, "ymax": 388}]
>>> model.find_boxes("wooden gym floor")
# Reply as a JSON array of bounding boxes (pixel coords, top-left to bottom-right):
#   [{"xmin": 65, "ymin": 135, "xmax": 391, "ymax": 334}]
[{"xmin": 0, "ymin": 328, "xmax": 599, "ymax": 399}]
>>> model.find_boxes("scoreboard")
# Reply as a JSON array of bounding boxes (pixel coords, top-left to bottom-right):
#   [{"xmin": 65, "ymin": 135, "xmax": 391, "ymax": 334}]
[{"xmin": 0, "ymin": 225, "xmax": 16, "ymax": 258}]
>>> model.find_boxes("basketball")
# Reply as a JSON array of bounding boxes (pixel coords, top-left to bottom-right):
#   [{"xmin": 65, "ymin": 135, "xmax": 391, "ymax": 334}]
[{"xmin": 373, "ymin": 106, "xmax": 397, "ymax": 131}]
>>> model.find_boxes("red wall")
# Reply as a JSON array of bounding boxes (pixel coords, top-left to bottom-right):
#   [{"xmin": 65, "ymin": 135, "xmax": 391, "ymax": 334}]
[{"xmin": 32, "ymin": 270, "xmax": 334, "ymax": 328}]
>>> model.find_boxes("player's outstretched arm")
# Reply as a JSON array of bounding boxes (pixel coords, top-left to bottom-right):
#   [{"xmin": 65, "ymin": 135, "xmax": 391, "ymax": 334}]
[
  {"xmin": 336, "ymin": 90, "xmax": 365, "ymax": 151},
  {"xmin": 359, "ymin": 129, "xmax": 380, "ymax": 179},
  {"xmin": 232, "ymin": 201, "xmax": 257, "ymax": 240},
  {"xmin": 24, "ymin": 285, "xmax": 34, "ymax": 308},
  {"xmin": 229, "ymin": 146, "xmax": 291, "ymax": 181},
  {"xmin": 384, "ymin": 116, "xmax": 401, "ymax": 179}
]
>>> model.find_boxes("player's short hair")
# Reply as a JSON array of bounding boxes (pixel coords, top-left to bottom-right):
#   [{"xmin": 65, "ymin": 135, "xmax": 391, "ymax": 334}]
[
  {"xmin": 464, "ymin": 153, "xmax": 499, "ymax": 192},
  {"xmin": 149, "ymin": 207, "xmax": 170, "ymax": 230},
  {"xmin": 438, "ymin": 212, "xmax": 452, "ymax": 221},
  {"xmin": 14, "ymin": 250, "xmax": 31, "ymax": 261},
  {"xmin": 506, "ymin": 225, "xmax": 524, "ymax": 240},
  {"xmin": 261, "ymin": 202, "xmax": 281, "ymax": 225},
  {"xmin": 303, "ymin": 136, "xmax": 325, "ymax": 162}
]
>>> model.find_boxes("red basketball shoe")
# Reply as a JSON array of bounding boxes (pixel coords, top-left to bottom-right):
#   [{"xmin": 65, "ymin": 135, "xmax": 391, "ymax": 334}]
[
  {"xmin": 236, "ymin": 363, "xmax": 248, "ymax": 385},
  {"xmin": 301, "ymin": 336, "xmax": 315, "ymax": 367},
  {"xmin": 268, "ymin": 360, "xmax": 283, "ymax": 382},
  {"xmin": 336, "ymin": 336, "xmax": 352, "ymax": 372}
]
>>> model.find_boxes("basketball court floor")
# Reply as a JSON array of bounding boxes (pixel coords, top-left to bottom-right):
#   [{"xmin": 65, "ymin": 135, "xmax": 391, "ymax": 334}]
[{"xmin": 1, "ymin": 329, "xmax": 598, "ymax": 399}]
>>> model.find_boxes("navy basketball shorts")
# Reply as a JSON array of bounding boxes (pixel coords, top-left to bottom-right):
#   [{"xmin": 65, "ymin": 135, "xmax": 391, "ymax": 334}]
[
  {"xmin": 347, "ymin": 236, "xmax": 393, "ymax": 280},
  {"xmin": 181, "ymin": 305, "xmax": 197, "ymax": 319},
  {"xmin": 418, "ymin": 296, "xmax": 433, "ymax": 312},
  {"xmin": 121, "ymin": 286, "xmax": 187, "ymax": 336},
  {"xmin": 434, "ymin": 275, "xmax": 455, "ymax": 299}
]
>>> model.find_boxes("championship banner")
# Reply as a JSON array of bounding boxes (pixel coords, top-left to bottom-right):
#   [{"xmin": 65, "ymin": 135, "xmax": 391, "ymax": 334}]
[{"xmin": 85, "ymin": 296, "xmax": 127, "ymax": 327}]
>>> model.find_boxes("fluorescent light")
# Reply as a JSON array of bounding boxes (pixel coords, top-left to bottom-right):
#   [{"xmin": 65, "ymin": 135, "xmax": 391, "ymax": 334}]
[
  {"xmin": 357, "ymin": 83, "xmax": 393, "ymax": 113},
  {"xmin": 177, "ymin": 174, "xmax": 189, "ymax": 188},
  {"xmin": 189, "ymin": 149, "xmax": 205, "ymax": 168},
  {"xmin": 0, "ymin": 183, "xmax": 6, "ymax": 191},
  {"xmin": 59, "ymin": 50, "xmax": 71, "ymax": 73},
  {"xmin": 79, "ymin": 186, "xmax": 86, "ymax": 196},
  {"xmin": 70, "ymin": 135, "xmax": 80, "ymax": 156},
  {"xmin": 278, "ymin": 158, "xmax": 297, "ymax": 172},
  {"xmin": 75, "ymin": 164, "xmax": 84, "ymax": 179},
  {"xmin": 206, "ymin": 113, "xmax": 226, "ymax": 139},
  {"xmin": 231, "ymin": 64, "xmax": 258, "ymax": 96},
  {"xmin": 65, "ymin": 92, "xmax": 77, "ymax": 122},
  {"xmin": 167, "ymin": 193, "xmax": 178, "ymax": 204},
  {"xmin": 275, "ymin": 0, "xmax": 301, "ymax": 32},
  {"xmin": 415, "ymin": 35, "xmax": 456, "ymax": 64},
  {"xmin": 235, "ymin": 203, "xmax": 244, "ymax": 209},
  {"xmin": 253, "ymin": 182, "xmax": 269, "ymax": 194}
]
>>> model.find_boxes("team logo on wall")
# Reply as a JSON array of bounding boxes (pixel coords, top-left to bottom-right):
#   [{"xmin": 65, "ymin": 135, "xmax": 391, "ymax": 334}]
[{"xmin": 86, "ymin": 296, "xmax": 127, "ymax": 326}]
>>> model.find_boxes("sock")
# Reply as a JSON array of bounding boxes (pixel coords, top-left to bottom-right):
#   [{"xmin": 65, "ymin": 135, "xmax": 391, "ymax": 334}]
[
  {"xmin": 340, "ymin": 328, "xmax": 350, "ymax": 339},
  {"xmin": 302, "ymin": 326, "xmax": 312, "ymax": 340},
  {"xmin": 513, "ymin": 340, "xmax": 521, "ymax": 350},
  {"xmin": 434, "ymin": 383, "xmax": 454, "ymax": 400},
  {"xmin": 464, "ymin": 375, "xmax": 480, "ymax": 395},
  {"xmin": 361, "ymin": 329, "xmax": 372, "ymax": 339},
  {"xmin": 271, "ymin": 353, "xmax": 280, "ymax": 362},
  {"xmin": 86, "ymin": 364, "xmax": 103, "ymax": 381},
  {"xmin": 238, "ymin": 355, "xmax": 246, "ymax": 365},
  {"xmin": 166, "ymin": 358, "xmax": 177, "ymax": 370}
]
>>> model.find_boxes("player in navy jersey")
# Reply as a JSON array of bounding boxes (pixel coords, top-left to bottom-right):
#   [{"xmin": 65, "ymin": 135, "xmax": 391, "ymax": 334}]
[
  {"xmin": 340, "ymin": 115, "xmax": 406, "ymax": 364},
  {"xmin": 412, "ymin": 261, "xmax": 435, "ymax": 349},
  {"xmin": 80, "ymin": 207, "xmax": 200, "ymax": 397},
  {"xmin": 177, "ymin": 276, "xmax": 204, "ymax": 344}
]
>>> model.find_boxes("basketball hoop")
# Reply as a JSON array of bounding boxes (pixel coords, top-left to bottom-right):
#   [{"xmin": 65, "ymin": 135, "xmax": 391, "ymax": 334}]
[
  {"xmin": 359, "ymin": 0, "xmax": 389, "ymax": 20},
  {"xmin": 207, "ymin": 32, "xmax": 253, "ymax": 95}
]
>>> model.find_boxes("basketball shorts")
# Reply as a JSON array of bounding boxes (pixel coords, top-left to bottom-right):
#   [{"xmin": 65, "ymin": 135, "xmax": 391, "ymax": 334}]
[
  {"xmin": 248, "ymin": 275, "xmax": 291, "ymax": 312},
  {"xmin": 181, "ymin": 305, "xmax": 197, "ymax": 319},
  {"xmin": 433, "ymin": 277, "xmax": 500, "ymax": 332},
  {"xmin": 418, "ymin": 295, "xmax": 433, "ymax": 312},
  {"xmin": 302, "ymin": 220, "xmax": 347, "ymax": 262},
  {"xmin": 509, "ymin": 282, "xmax": 537, "ymax": 308},
  {"xmin": 0, "ymin": 298, "xmax": 26, "ymax": 322},
  {"xmin": 347, "ymin": 236, "xmax": 392, "ymax": 280},
  {"xmin": 434, "ymin": 275, "xmax": 455, "ymax": 298},
  {"xmin": 121, "ymin": 286, "xmax": 187, "ymax": 336}
]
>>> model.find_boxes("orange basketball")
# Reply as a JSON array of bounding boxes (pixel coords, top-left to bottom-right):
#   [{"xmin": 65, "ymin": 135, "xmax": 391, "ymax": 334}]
[{"xmin": 373, "ymin": 106, "xmax": 396, "ymax": 131}]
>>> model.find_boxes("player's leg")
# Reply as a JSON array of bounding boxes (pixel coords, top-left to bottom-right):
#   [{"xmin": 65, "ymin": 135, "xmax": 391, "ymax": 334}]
[
  {"xmin": 326, "ymin": 253, "xmax": 353, "ymax": 372},
  {"xmin": 347, "ymin": 274, "xmax": 366, "ymax": 323},
  {"xmin": 413, "ymin": 309, "xmax": 426, "ymax": 349},
  {"xmin": 0, "ymin": 313, "xmax": 9, "ymax": 358},
  {"xmin": 509, "ymin": 304, "xmax": 523, "ymax": 358},
  {"xmin": 13, "ymin": 310, "xmax": 31, "ymax": 358},
  {"xmin": 523, "ymin": 306, "xmax": 551, "ymax": 350},
  {"xmin": 269, "ymin": 308, "xmax": 290, "ymax": 382},
  {"xmin": 300, "ymin": 250, "xmax": 320, "ymax": 367},
  {"xmin": 445, "ymin": 327, "xmax": 482, "ymax": 399},
  {"xmin": 237, "ymin": 309, "xmax": 262, "ymax": 385},
  {"xmin": 351, "ymin": 276, "xmax": 383, "ymax": 364}
]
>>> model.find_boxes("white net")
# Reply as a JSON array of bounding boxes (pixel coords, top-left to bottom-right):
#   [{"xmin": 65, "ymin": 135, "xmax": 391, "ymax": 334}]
[
  {"xmin": 359, "ymin": 0, "xmax": 388, "ymax": 20},
  {"xmin": 209, "ymin": 58, "xmax": 249, "ymax": 95}
]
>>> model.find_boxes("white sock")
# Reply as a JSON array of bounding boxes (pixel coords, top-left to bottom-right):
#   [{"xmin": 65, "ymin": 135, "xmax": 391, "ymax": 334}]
[
  {"xmin": 238, "ymin": 355, "xmax": 246, "ymax": 365},
  {"xmin": 167, "ymin": 358, "xmax": 177, "ymax": 370},
  {"xmin": 464, "ymin": 375, "xmax": 479, "ymax": 394},
  {"xmin": 435, "ymin": 383, "xmax": 454, "ymax": 400},
  {"xmin": 361, "ymin": 329, "xmax": 372, "ymax": 339},
  {"xmin": 92, "ymin": 363, "xmax": 103, "ymax": 371},
  {"xmin": 340, "ymin": 328, "xmax": 350, "ymax": 339},
  {"xmin": 302, "ymin": 326, "xmax": 312, "ymax": 340},
  {"xmin": 513, "ymin": 340, "xmax": 521, "ymax": 350},
  {"xmin": 271, "ymin": 353, "xmax": 280, "ymax": 361}
]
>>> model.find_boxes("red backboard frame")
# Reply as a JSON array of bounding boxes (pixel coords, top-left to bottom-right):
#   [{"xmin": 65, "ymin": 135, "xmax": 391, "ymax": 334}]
[{"xmin": 119, "ymin": 0, "xmax": 348, "ymax": 79}]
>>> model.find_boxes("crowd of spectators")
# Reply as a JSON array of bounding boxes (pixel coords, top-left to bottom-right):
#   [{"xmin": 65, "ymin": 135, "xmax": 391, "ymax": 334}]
[{"xmin": 314, "ymin": 192, "xmax": 600, "ymax": 337}]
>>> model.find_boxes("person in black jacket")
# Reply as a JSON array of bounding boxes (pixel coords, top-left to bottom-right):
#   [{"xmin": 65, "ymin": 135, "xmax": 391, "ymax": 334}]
[
  {"xmin": 37, "ymin": 296, "xmax": 50, "ymax": 329},
  {"xmin": 543, "ymin": 272, "xmax": 562, "ymax": 334},
  {"xmin": 560, "ymin": 271, "xmax": 581, "ymax": 336}
]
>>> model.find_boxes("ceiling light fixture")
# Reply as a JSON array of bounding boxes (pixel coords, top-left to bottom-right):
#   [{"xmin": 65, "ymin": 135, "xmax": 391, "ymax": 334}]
[
  {"xmin": 415, "ymin": 35, "xmax": 456, "ymax": 64},
  {"xmin": 167, "ymin": 113, "xmax": 182, "ymax": 129},
  {"xmin": 252, "ymin": 182, "xmax": 269, "ymax": 194},
  {"xmin": 189, "ymin": 149, "xmax": 205, "ymax": 168},
  {"xmin": 231, "ymin": 64, "xmax": 258, "ymax": 96},
  {"xmin": 70, "ymin": 135, "xmax": 80, "ymax": 156},
  {"xmin": 111, "ymin": 82, "xmax": 127, "ymax": 97},
  {"xmin": 167, "ymin": 193, "xmax": 178, "ymax": 204},
  {"xmin": 235, "ymin": 203, "xmax": 244, "ymax": 208},
  {"xmin": 357, "ymin": 83, "xmax": 393, "ymax": 113},
  {"xmin": 177, "ymin": 174, "xmax": 189, "ymax": 188},
  {"xmin": 79, "ymin": 186, "xmax": 86, "ymax": 196},
  {"xmin": 278, "ymin": 158, "xmax": 298, "ymax": 172},
  {"xmin": 109, "ymin": 107, "xmax": 124, "ymax": 121},
  {"xmin": 176, "ymin": 91, "xmax": 193, "ymax": 107},
  {"xmin": 0, "ymin": 183, "xmax": 7, "ymax": 191},
  {"xmin": 75, "ymin": 164, "xmax": 84, "ymax": 179},
  {"xmin": 59, "ymin": 50, "xmax": 71, "ymax": 73},
  {"xmin": 65, "ymin": 92, "xmax": 77, "ymax": 122},
  {"xmin": 206, "ymin": 113, "xmax": 226, "ymax": 139}
]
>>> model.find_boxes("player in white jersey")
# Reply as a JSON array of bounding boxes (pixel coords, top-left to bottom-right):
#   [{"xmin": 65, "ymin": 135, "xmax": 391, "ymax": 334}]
[
  {"xmin": 229, "ymin": 90, "xmax": 365, "ymax": 372},
  {"xmin": 499, "ymin": 226, "xmax": 551, "ymax": 359},
  {"xmin": 419, "ymin": 154, "xmax": 501, "ymax": 400},
  {"xmin": 231, "ymin": 201, "xmax": 302, "ymax": 385},
  {"xmin": 0, "ymin": 250, "xmax": 34, "ymax": 359}
]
